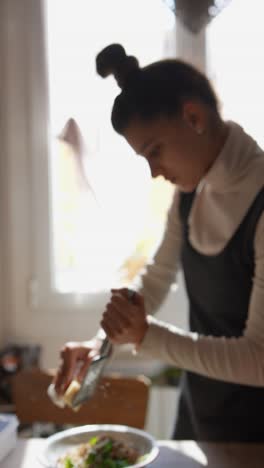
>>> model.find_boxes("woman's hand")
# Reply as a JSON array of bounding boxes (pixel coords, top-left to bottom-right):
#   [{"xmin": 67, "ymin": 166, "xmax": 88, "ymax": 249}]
[
  {"xmin": 101, "ymin": 288, "xmax": 149, "ymax": 346},
  {"xmin": 53, "ymin": 339, "xmax": 102, "ymax": 396}
]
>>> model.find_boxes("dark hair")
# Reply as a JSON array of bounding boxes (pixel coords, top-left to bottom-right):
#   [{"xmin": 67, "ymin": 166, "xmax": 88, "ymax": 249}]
[{"xmin": 96, "ymin": 43, "xmax": 219, "ymax": 134}]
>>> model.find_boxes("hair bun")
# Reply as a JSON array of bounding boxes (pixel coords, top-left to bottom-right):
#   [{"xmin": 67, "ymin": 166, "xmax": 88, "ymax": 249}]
[{"xmin": 96, "ymin": 43, "xmax": 139, "ymax": 88}]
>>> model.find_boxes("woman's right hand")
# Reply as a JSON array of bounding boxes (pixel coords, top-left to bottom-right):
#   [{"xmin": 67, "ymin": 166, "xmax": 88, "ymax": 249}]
[{"xmin": 53, "ymin": 338, "xmax": 102, "ymax": 396}]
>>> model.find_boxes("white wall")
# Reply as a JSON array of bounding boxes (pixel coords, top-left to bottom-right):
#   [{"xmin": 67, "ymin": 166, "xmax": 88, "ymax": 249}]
[
  {"xmin": 0, "ymin": 2, "xmax": 4, "ymax": 346},
  {"xmin": 0, "ymin": 0, "xmax": 10, "ymax": 348}
]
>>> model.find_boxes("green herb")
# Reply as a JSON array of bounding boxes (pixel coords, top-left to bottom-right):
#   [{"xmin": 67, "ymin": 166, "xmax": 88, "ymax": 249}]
[
  {"xmin": 102, "ymin": 440, "xmax": 113, "ymax": 455},
  {"xmin": 64, "ymin": 458, "xmax": 74, "ymax": 468},
  {"xmin": 89, "ymin": 436, "xmax": 99, "ymax": 446},
  {"xmin": 86, "ymin": 451, "xmax": 96, "ymax": 464},
  {"xmin": 115, "ymin": 460, "xmax": 130, "ymax": 467},
  {"xmin": 84, "ymin": 436, "xmax": 132, "ymax": 467},
  {"xmin": 100, "ymin": 460, "xmax": 129, "ymax": 468},
  {"xmin": 101, "ymin": 459, "xmax": 116, "ymax": 467}
]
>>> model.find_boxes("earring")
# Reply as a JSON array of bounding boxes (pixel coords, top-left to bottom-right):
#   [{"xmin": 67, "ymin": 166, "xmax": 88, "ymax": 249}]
[{"xmin": 196, "ymin": 127, "xmax": 204, "ymax": 135}]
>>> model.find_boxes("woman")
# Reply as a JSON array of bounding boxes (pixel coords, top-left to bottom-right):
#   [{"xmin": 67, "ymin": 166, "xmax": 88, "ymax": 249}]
[{"xmin": 54, "ymin": 44, "xmax": 264, "ymax": 442}]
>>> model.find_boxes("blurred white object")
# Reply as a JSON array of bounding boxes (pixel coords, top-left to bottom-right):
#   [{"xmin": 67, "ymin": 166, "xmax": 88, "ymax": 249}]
[
  {"xmin": 145, "ymin": 386, "xmax": 179, "ymax": 439},
  {"xmin": 0, "ymin": 414, "xmax": 19, "ymax": 462},
  {"xmin": 47, "ymin": 383, "xmax": 65, "ymax": 408},
  {"xmin": 47, "ymin": 381, "xmax": 81, "ymax": 411}
]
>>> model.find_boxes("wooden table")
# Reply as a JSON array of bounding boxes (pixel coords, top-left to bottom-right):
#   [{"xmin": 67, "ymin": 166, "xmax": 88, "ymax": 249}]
[{"xmin": 2, "ymin": 438, "xmax": 264, "ymax": 467}]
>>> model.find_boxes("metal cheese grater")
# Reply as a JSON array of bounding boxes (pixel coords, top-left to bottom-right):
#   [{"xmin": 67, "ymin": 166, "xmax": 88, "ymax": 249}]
[{"xmin": 72, "ymin": 288, "xmax": 135, "ymax": 408}]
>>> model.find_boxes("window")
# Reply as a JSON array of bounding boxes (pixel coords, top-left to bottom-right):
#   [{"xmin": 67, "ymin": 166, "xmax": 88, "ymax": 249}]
[
  {"xmin": 40, "ymin": 0, "xmax": 176, "ymax": 304},
  {"xmin": 207, "ymin": 0, "xmax": 264, "ymax": 148}
]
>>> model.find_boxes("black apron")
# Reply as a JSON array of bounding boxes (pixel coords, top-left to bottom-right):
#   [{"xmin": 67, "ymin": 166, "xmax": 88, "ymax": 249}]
[{"xmin": 173, "ymin": 187, "xmax": 264, "ymax": 442}]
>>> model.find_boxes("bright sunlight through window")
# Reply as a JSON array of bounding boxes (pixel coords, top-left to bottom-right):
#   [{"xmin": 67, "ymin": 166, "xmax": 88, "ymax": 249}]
[
  {"xmin": 46, "ymin": 0, "xmax": 176, "ymax": 293},
  {"xmin": 207, "ymin": 0, "xmax": 264, "ymax": 149}
]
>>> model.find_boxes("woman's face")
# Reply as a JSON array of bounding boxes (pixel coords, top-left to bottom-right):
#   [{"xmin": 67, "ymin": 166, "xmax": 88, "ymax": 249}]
[{"xmin": 123, "ymin": 105, "xmax": 220, "ymax": 193}]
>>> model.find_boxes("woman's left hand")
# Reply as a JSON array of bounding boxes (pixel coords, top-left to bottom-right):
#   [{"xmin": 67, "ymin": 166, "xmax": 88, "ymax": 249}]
[{"xmin": 101, "ymin": 288, "xmax": 149, "ymax": 346}]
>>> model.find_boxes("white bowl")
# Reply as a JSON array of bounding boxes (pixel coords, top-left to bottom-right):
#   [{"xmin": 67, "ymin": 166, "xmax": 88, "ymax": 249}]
[{"xmin": 39, "ymin": 424, "xmax": 159, "ymax": 467}]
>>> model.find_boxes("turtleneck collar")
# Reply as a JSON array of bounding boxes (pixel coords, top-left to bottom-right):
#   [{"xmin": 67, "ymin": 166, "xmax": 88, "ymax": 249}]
[{"xmin": 188, "ymin": 121, "xmax": 264, "ymax": 255}]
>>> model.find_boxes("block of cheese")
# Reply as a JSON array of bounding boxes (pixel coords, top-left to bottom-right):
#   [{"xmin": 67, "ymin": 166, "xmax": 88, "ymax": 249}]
[
  {"xmin": 63, "ymin": 380, "xmax": 81, "ymax": 411},
  {"xmin": 47, "ymin": 380, "xmax": 81, "ymax": 412}
]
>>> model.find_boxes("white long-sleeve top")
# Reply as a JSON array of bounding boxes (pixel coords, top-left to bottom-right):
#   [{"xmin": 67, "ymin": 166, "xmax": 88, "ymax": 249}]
[{"xmin": 135, "ymin": 121, "xmax": 264, "ymax": 387}]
